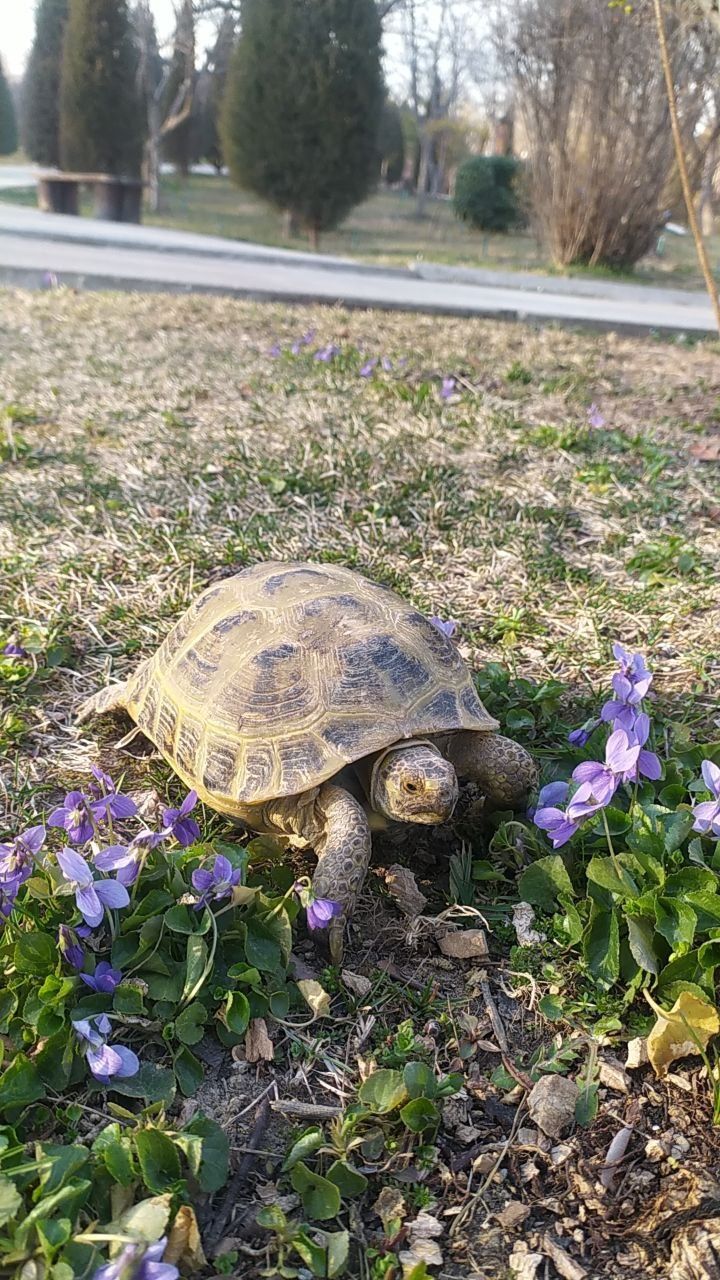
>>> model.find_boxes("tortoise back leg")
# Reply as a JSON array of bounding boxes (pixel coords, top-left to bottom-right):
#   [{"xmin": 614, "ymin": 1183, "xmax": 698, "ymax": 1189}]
[
  {"xmin": 446, "ymin": 731, "xmax": 536, "ymax": 808},
  {"xmin": 76, "ymin": 681, "xmax": 129, "ymax": 724},
  {"xmin": 261, "ymin": 783, "xmax": 372, "ymax": 963}
]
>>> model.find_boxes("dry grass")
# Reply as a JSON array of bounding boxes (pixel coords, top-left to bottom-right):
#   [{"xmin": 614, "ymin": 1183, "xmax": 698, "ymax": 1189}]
[{"xmin": 1, "ymin": 290, "xmax": 719, "ymax": 822}]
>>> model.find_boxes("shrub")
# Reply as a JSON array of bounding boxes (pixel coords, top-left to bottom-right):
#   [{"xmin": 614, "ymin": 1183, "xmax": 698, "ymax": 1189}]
[
  {"xmin": 0, "ymin": 59, "xmax": 18, "ymax": 157},
  {"xmin": 22, "ymin": 0, "xmax": 68, "ymax": 166},
  {"xmin": 453, "ymin": 155, "xmax": 521, "ymax": 232},
  {"xmin": 221, "ymin": 0, "xmax": 384, "ymax": 247},
  {"xmin": 59, "ymin": 0, "xmax": 145, "ymax": 176}
]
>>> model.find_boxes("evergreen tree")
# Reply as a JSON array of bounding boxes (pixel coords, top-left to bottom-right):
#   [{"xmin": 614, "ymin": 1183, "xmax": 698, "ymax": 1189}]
[
  {"xmin": 203, "ymin": 15, "xmax": 236, "ymax": 170},
  {"xmin": 221, "ymin": 0, "xmax": 383, "ymax": 246},
  {"xmin": 59, "ymin": 0, "xmax": 145, "ymax": 175},
  {"xmin": 22, "ymin": 0, "xmax": 68, "ymax": 166},
  {"xmin": 0, "ymin": 59, "xmax": 18, "ymax": 157},
  {"xmin": 161, "ymin": 0, "xmax": 195, "ymax": 175}
]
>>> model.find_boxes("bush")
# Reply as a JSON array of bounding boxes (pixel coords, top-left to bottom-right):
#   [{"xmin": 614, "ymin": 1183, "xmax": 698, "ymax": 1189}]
[
  {"xmin": 59, "ymin": 0, "xmax": 145, "ymax": 176},
  {"xmin": 453, "ymin": 156, "xmax": 521, "ymax": 233},
  {"xmin": 22, "ymin": 0, "xmax": 68, "ymax": 166},
  {"xmin": 221, "ymin": 0, "xmax": 384, "ymax": 247}
]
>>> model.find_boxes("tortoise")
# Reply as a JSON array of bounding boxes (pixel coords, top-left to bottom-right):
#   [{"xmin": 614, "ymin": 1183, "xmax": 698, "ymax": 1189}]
[{"xmin": 78, "ymin": 561, "xmax": 536, "ymax": 958}]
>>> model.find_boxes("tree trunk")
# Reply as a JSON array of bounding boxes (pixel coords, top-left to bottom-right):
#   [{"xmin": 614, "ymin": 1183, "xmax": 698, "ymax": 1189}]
[
  {"xmin": 283, "ymin": 209, "xmax": 300, "ymax": 237},
  {"xmin": 144, "ymin": 99, "xmax": 161, "ymax": 214},
  {"xmin": 309, "ymin": 223, "xmax": 320, "ymax": 251},
  {"xmin": 699, "ymin": 137, "xmax": 718, "ymax": 238},
  {"xmin": 415, "ymin": 131, "xmax": 432, "ymax": 218}
]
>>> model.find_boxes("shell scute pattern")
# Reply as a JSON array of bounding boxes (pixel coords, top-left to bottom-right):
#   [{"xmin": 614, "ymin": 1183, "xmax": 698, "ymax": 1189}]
[{"xmin": 124, "ymin": 561, "xmax": 497, "ymax": 809}]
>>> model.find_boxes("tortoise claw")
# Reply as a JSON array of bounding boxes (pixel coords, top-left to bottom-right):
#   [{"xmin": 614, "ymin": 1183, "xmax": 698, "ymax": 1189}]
[{"xmin": 311, "ymin": 915, "xmax": 346, "ymax": 966}]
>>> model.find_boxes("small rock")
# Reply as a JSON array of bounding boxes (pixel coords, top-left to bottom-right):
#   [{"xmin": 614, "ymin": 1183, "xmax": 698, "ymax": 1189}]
[
  {"xmin": 517, "ymin": 1126, "xmax": 540, "ymax": 1146},
  {"xmin": 671, "ymin": 1134, "xmax": 691, "ymax": 1159},
  {"xmin": 551, "ymin": 1143, "xmax": 575, "ymax": 1166},
  {"xmin": 497, "ymin": 1201, "xmax": 531, "ymax": 1230},
  {"xmin": 645, "ymin": 1137, "xmax": 669, "ymax": 1163},
  {"xmin": 409, "ymin": 1212, "xmax": 443, "ymax": 1241},
  {"xmin": 527, "ymin": 1074, "xmax": 579, "ymax": 1138},
  {"xmin": 399, "ymin": 1239, "xmax": 443, "ymax": 1269},
  {"xmin": 437, "ymin": 928, "xmax": 489, "ymax": 959},
  {"xmin": 512, "ymin": 902, "xmax": 546, "ymax": 946},
  {"xmin": 599, "ymin": 1058, "xmax": 631, "ymax": 1094},
  {"xmin": 509, "ymin": 1243, "xmax": 544, "ymax": 1280},
  {"xmin": 341, "ymin": 969, "xmax": 372, "ymax": 998},
  {"xmin": 626, "ymin": 1037, "xmax": 649, "ymax": 1070},
  {"xmin": 455, "ymin": 1124, "xmax": 482, "ymax": 1143}
]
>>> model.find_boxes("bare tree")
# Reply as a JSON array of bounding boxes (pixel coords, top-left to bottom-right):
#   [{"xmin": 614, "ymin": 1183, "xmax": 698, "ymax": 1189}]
[
  {"xmin": 498, "ymin": 0, "xmax": 715, "ymax": 269},
  {"xmin": 133, "ymin": 1, "xmax": 195, "ymax": 211}
]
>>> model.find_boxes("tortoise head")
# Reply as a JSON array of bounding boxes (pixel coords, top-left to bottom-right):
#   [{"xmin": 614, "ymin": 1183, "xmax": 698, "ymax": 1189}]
[{"xmin": 371, "ymin": 742, "xmax": 458, "ymax": 825}]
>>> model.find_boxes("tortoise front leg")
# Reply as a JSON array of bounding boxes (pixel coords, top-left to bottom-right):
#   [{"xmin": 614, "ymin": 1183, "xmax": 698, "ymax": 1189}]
[
  {"xmin": 446, "ymin": 731, "xmax": 536, "ymax": 809},
  {"xmin": 261, "ymin": 783, "xmax": 371, "ymax": 963}
]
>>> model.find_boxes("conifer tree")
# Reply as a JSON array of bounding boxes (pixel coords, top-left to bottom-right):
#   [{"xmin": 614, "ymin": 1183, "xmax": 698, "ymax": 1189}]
[
  {"xmin": 59, "ymin": 0, "xmax": 145, "ymax": 175},
  {"xmin": 0, "ymin": 59, "xmax": 18, "ymax": 157},
  {"xmin": 221, "ymin": 0, "xmax": 383, "ymax": 246},
  {"xmin": 22, "ymin": 0, "xmax": 68, "ymax": 166}
]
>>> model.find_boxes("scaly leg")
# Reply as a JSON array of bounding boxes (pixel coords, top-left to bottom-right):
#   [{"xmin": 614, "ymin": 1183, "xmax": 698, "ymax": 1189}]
[
  {"xmin": 261, "ymin": 783, "xmax": 372, "ymax": 963},
  {"xmin": 446, "ymin": 731, "xmax": 536, "ymax": 808}
]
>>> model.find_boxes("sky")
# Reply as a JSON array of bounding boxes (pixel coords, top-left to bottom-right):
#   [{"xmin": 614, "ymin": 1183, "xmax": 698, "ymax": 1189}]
[{"xmin": 2, "ymin": 1, "xmax": 218, "ymax": 79}]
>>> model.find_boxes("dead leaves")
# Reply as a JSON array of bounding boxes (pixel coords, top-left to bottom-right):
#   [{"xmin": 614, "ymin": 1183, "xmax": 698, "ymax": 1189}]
[
  {"xmin": 437, "ymin": 928, "xmax": 489, "ymax": 959},
  {"xmin": 244, "ymin": 1017, "xmax": 274, "ymax": 1062},
  {"xmin": 645, "ymin": 991, "xmax": 720, "ymax": 1077},
  {"xmin": 297, "ymin": 978, "xmax": 331, "ymax": 1019}
]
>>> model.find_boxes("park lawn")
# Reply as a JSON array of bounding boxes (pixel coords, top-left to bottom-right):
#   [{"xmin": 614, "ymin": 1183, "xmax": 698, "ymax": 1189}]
[
  {"xmin": 1, "ymin": 291, "xmax": 720, "ymax": 1277},
  {"xmin": 3, "ymin": 172, "xmax": 720, "ymax": 288}
]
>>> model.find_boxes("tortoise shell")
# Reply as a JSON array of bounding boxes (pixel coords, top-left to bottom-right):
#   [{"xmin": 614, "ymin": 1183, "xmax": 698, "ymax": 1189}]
[{"xmin": 121, "ymin": 562, "xmax": 498, "ymax": 813}]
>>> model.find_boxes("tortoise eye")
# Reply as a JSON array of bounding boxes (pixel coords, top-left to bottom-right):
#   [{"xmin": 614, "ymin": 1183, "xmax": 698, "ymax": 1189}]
[{"xmin": 404, "ymin": 780, "xmax": 419, "ymax": 794}]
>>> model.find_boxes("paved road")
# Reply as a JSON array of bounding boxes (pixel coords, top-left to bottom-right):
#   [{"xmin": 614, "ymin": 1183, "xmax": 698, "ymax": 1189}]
[{"xmin": 0, "ymin": 192, "xmax": 716, "ymax": 336}]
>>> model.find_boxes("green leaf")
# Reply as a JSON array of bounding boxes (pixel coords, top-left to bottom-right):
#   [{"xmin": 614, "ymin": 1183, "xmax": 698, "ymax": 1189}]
[
  {"xmin": 655, "ymin": 897, "xmax": 696, "ymax": 951},
  {"xmin": 290, "ymin": 1161, "xmax": 341, "ymax": 1221},
  {"xmin": 403, "ymin": 1061, "xmax": 436, "ymax": 1099},
  {"xmin": 121, "ymin": 890, "xmax": 174, "ymax": 932},
  {"xmin": 399, "ymin": 1097, "xmax": 440, "ymax": 1132},
  {"xmin": 326, "ymin": 1160, "xmax": 369, "ymax": 1196},
  {"xmin": 0, "ymin": 1053, "xmax": 45, "ymax": 1113},
  {"xmin": 294, "ymin": 1228, "xmax": 350, "ymax": 1278},
  {"xmin": 575, "ymin": 1084, "xmax": 599, "ymax": 1127},
  {"xmin": 37, "ymin": 1142, "xmax": 90, "ymax": 1194},
  {"xmin": 282, "ymin": 1127, "xmax": 325, "ymax": 1172},
  {"xmin": 664, "ymin": 868, "xmax": 717, "ymax": 895},
  {"xmin": 586, "ymin": 857, "xmax": 636, "ymax": 898},
  {"xmin": 627, "ymin": 917, "xmax": 659, "ymax": 975},
  {"xmin": 0, "ymin": 1176, "xmax": 21, "ymax": 1226},
  {"xmin": 36, "ymin": 1217, "xmax": 72, "ymax": 1259},
  {"xmin": 663, "ymin": 811, "xmax": 694, "ymax": 854},
  {"xmin": 173, "ymin": 1047, "xmax": 203, "ymax": 1097},
  {"xmin": 357, "ymin": 1068, "xmax": 408, "ymax": 1114},
  {"xmin": 519, "ymin": 855, "xmax": 575, "ymax": 911},
  {"xmin": 227, "ymin": 963, "xmax": 262, "ymax": 986},
  {"xmin": 182, "ymin": 935, "xmax": 208, "ymax": 1002},
  {"xmin": 116, "ymin": 1194, "xmax": 172, "ymax": 1241},
  {"xmin": 223, "ymin": 991, "xmax": 250, "ymax": 1036},
  {"xmin": 110, "ymin": 1063, "xmax": 176, "ymax": 1106},
  {"xmin": 14, "ymin": 931, "xmax": 56, "ymax": 975},
  {"xmin": 538, "ymin": 994, "xmax": 565, "ymax": 1020},
  {"xmin": 113, "ymin": 984, "xmax": 145, "ymax": 1016},
  {"xmin": 184, "ymin": 1114, "xmax": 230, "ymax": 1193},
  {"xmin": 92, "ymin": 1126, "xmax": 135, "ymax": 1186},
  {"xmin": 269, "ymin": 989, "xmax": 290, "ymax": 1018},
  {"xmin": 244, "ymin": 918, "xmax": 283, "ymax": 973},
  {"xmin": 555, "ymin": 894, "xmax": 584, "ymax": 945},
  {"xmin": 134, "ymin": 1129, "xmax": 181, "ymax": 1193},
  {"xmin": 257, "ymin": 1204, "xmax": 288, "ymax": 1231},
  {"xmin": 164, "ymin": 905, "xmax": 197, "ymax": 934},
  {"xmin": 0, "ymin": 990, "xmax": 18, "ymax": 1033},
  {"xmin": 35, "ymin": 1031, "xmax": 74, "ymax": 1090},
  {"xmin": 174, "ymin": 1001, "xmax": 207, "ymax": 1045},
  {"xmin": 583, "ymin": 908, "xmax": 620, "ymax": 986},
  {"xmin": 685, "ymin": 892, "xmax": 720, "ymax": 932}
]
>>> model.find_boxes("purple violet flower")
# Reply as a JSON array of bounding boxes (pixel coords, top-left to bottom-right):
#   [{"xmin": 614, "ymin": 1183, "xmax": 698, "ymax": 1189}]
[
  {"xmin": 73, "ymin": 1014, "xmax": 139, "ymax": 1083},
  {"xmin": 314, "ymin": 343, "xmax": 341, "ymax": 362},
  {"xmin": 381, "ymin": 356, "xmax": 393, "ymax": 372},
  {"xmin": 440, "ymin": 376, "xmax": 456, "ymax": 400},
  {"xmin": 0, "ymin": 877, "xmax": 20, "ymax": 921},
  {"xmin": 91, "ymin": 1238, "xmax": 179, "ymax": 1280},
  {"xmin": 80, "ymin": 961, "xmax": 123, "ymax": 994},
  {"xmin": 291, "ymin": 330, "xmax": 316, "ymax": 355},
  {"xmin": 568, "ymin": 719, "xmax": 601, "ymax": 748},
  {"xmin": 88, "ymin": 766, "xmax": 138, "ymax": 822},
  {"xmin": 0, "ymin": 824, "xmax": 45, "ymax": 880},
  {"xmin": 161, "ymin": 791, "xmax": 200, "ymax": 847},
  {"xmin": 692, "ymin": 760, "xmax": 720, "ymax": 838},
  {"xmin": 429, "ymin": 617, "xmax": 457, "ymax": 638},
  {"xmin": 587, "ymin": 403, "xmax": 606, "ymax": 429},
  {"xmin": 56, "ymin": 847, "xmax": 130, "ymax": 927},
  {"xmin": 621, "ymin": 713, "xmax": 662, "ymax": 782},
  {"xmin": 2, "ymin": 640, "xmax": 28, "ymax": 658},
  {"xmin": 537, "ymin": 781, "xmax": 570, "ymax": 808},
  {"xmin": 268, "ymin": 342, "xmax": 282, "ymax": 357},
  {"xmin": 48, "ymin": 791, "xmax": 95, "ymax": 844},
  {"xmin": 533, "ymin": 806, "xmax": 581, "ymax": 849},
  {"xmin": 58, "ymin": 924, "xmax": 84, "ymax": 970},
  {"xmin": 569, "ymin": 728, "xmax": 640, "ymax": 810},
  {"xmin": 94, "ymin": 828, "xmax": 166, "ymax": 886},
  {"xmin": 359, "ymin": 357, "xmax": 377, "ymax": 377},
  {"xmin": 191, "ymin": 853, "xmax": 242, "ymax": 910},
  {"xmin": 306, "ymin": 897, "xmax": 343, "ymax": 930}
]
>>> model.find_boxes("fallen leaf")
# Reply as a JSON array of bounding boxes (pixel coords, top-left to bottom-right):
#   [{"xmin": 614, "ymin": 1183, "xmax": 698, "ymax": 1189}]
[
  {"xmin": 646, "ymin": 991, "xmax": 720, "ymax": 1077},
  {"xmin": 164, "ymin": 1205, "xmax": 206, "ymax": 1268},
  {"xmin": 399, "ymin": 1239, "xmax": 443, "ymax": 1270},
  {"xmin": 409, "ymin": 1211, "xmax": 443, "ymax": 1241},
  {"xmin": 297, "ymin": 978, "xmax": 331, "ymax": 1019},
  {"xmin": 342, "ymin": 970, "xmax": 372, "ymax": 998},
  {"xmin": 385, "ymin": 864, "xmax": 428, "ymax": 917},
  {"xmin": 527, "ymin": 1074, "xmax": 579, "ymax": 1138},
  {"xmin": 625, "ymin": 1037, "xmax": 649, "ymax": 1070},
  {"xmin": 244, "ymin": 1018, "xmax": 274, "ymax": 1062},
  {"xmin": 671, "ymin": 1218, "xmax": 720, "ymax": 1280},
  {"xmin": 116, "ymin": 1195, "xmax": 172, "ymax": 1241},
  {"xmin": 512, "ymin": 902, "xmax": 546, "ymax": 946},
  {"xmin": 373, "ymin": 1185, "xmax": 406, "ymax": 1233},
  {"xmin": 690, "ymin": 437, "xmax": 720, "ymax": 461},
  {"xmin": 437, "ymin": 929, "xmax": 488, "ymax": 959},
  {"xmin": 497, "ymin": 1200, "xmax": 531, "ymax": 1229},
  {"xmin": 540, "ymin": 1234, "xmax": 587, "ymax": 1280}
]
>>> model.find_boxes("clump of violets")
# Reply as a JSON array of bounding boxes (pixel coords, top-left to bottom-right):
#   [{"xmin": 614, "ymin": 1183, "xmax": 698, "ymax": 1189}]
[
  {"xmin": 440, "ymin": 375, "xmax": 456, "ymax": 400},
  {"xmin": 73, "ymin": 1014, "xmax": 139, "ymax": 1083},
  {"xmin": 92, "ymin": 1238, "xmax": 179, "ymax": 1280},
  {"xmin": 692, "ymin": 761, "xmax": 720, "ymax": 838},
  {"xmin": 535, "ymin": 644, "xmax": 662, "ymax": 849},
  {"xmin": 192, "ymin": 853, "xmax": 242, "ymax": 910}
]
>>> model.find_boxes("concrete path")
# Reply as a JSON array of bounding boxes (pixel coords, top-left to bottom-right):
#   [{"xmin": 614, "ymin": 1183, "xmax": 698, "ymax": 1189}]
[{"xmin": 0, "ymin": 194, "xmax": 716, "ymax": 336}]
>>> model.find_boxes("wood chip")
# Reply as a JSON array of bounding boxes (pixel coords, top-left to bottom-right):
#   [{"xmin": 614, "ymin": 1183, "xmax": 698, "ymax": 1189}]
[
  {"xmin": 527, "ymin": 1074, "xmax": 579, "ymax": 1138},
  {"xmin": 437, "ymin": 928, "xmax": 489, "ymax": 958},
  {"xmin": 509, "ymin": 1244, "xmax": 544, "ymax": 1280},
  {"xmin": 384, "ymin": 864, "xmax": 428, "ymax": 917},
  {"xmin": 244, "ymin": 1018, "xmax": 274, "ymax": 1062},
  {"xmin": 598, "ymin": 1058, "xmax": 631, "ymax": 1094},
  {"xmin": 497, "ymin": 1200, "xmax": 531, "ymax": 1230},
  {"xmin": 625, "ymin": 1037, "xmax": 649, "ymax": 1070},
  {"xmin": 541, "ymin": 1234, "xmax": 588, "ymax": 1280}
]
